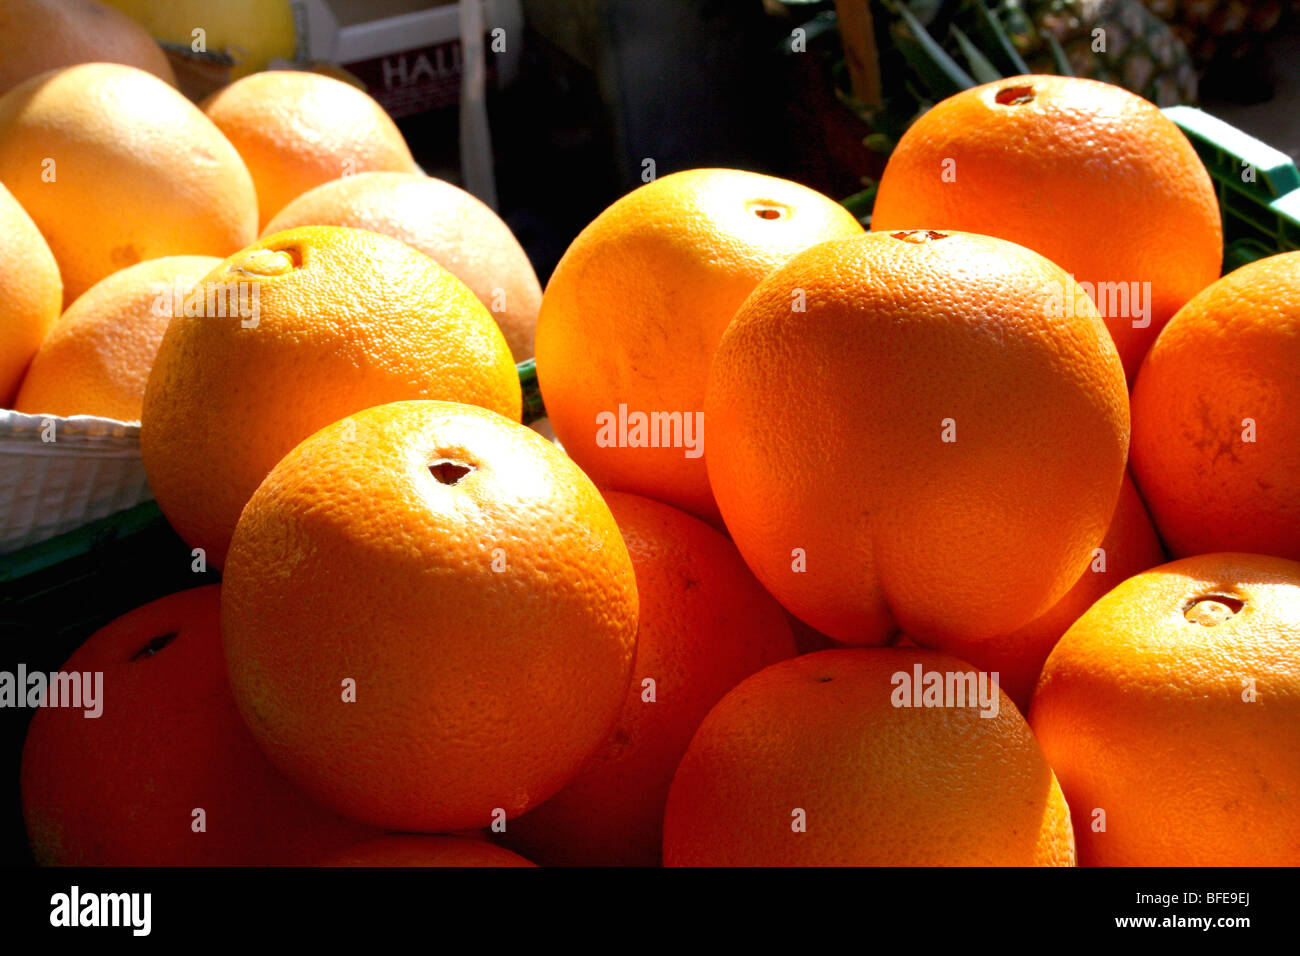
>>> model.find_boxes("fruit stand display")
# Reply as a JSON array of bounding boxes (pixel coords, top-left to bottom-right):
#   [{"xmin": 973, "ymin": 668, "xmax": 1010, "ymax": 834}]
[{"xmin": 1, "ymin": 0, "xmax": 1299, "ymax": 894}]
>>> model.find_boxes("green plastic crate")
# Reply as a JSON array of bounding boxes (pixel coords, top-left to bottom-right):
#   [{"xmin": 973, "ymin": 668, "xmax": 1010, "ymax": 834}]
[{"xmin": 1165, "ymin": 106, "xmax": 1300, "ymax": 271}]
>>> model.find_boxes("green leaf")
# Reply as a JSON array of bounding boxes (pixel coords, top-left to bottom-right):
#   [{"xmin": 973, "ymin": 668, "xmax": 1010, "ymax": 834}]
[
  {"xmin": 862, "ymin": 132, "xmax": 895, "ymax": 153},
  {"xmin": 949, "ymin": 23, "xmax": 1003, "ymax": 84},
  {"xmin": 841, "ymin": 182, "xmax": 879, "ymax": 218},
  {"xmin": 1044, "ymin": 32, "xmax": 1075, "ymax": 76},
  {"xmin": 969, "ymin": 0, "xmax": 1030, "ymax": 75},
  {"xmin": 888, "ymin": 1, "xmax": 975, "ymax": 99}
]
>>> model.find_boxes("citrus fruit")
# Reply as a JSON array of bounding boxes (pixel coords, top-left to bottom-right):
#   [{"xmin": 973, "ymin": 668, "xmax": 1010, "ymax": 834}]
[
  {"xmin": 140, "ymin": 226, "xmax": 520, "ymax": 569},
  {"xmin": 935, "ymin": 474, "xmax": 1166, "ymax": 711},
  {"xmin": 1030, "ymin": 552, "xmax": 1300, "ymax": 866},
  {"xmin": 503, "ymin": 491, "xmax": 797, "ymax": 866},
  {"xmin": 321, "ymin": 836, "xmax": 536, "ymax": 868},
  {"xmin": 0, "ymin": 0, "xmax": 175, "ymax": 96},
  {"xmin": 201, "ymin": 70, "xmax": 419, "ymax": 228},
  {"xmin": 704, "ymin": 229, "xmax": 1129, "ymax": 647},
  {"xmin": 20, "ymin": 586, "xmax": 376, "ymax": 866},
  {"xmin": 14, "ymin": 255, "xmax": 220, "ymax": 421},
  {"xmin": 662, "ymin": 648, "xmax": 1076, "ymax": 865},
  {"xmin": 0, "ymin": 62, "xmax": 256, "ymax": 305},
  {"xmin": 0, "ymin": 181, "xmax": 61, "ymax": 405},
  {"xmin": 221, "ymin": 400, "xmax": 639, "ymax": 833},
  {"xmin": 263, "ymin": 171, "xmax": 542, "ymax": 361},
  {"xmin": 871, "ymin": 75, "xmax": 1222, "ymax": 380},
  {"xmin": 104, "ymin": 0, "xmax": 298, "ymax": 80},
  {"xmin": 1131, "ymin": 251, "xmax": 1300, "ymax": 562},
  {"xmin": 534, "ymin": 168, "xmax": 864, "ymax": 521}
]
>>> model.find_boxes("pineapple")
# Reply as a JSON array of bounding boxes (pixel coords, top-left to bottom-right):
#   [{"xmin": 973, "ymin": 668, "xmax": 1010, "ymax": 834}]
[
  {"xmin": 995, "ymin": 0, "xmax": 1200, "ymax": 105},
  {"xmin": 1143, "ymin": 1, "xmax": 1283, "ymax": 66},
  {"xmin": 1141, "ymin": 1, "xmax": 1284, "ymax": 101}
]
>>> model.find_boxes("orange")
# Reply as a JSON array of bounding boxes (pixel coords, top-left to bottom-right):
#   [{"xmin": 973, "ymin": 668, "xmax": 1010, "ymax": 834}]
[
  {"xmin": 0, "ymin": 0, "xmax": 175, "ymax": 97},
  {"xmin": 0, "ymin": 62, "xmax": 256, "ymax": 305},
  {"xmin": 140, "ymin": 226, "xmax": 520, "ymax": 568},
  {"xmin": 14, "ymin": 255, "xmax": 220, "ymax": 421},
  {"xmin": 662, "ymin": 648, "xmax": 1075, "ymax": 865},
  {"xmin": 705, "ymin": 230, "xmax": 1129, "ymax": 647},
  {"xmin": 1131, "ymin": 252, "xmax": 1300, "ymax": 562},
  {"xmin": 221, "ymin": 400, "xmax": 639, "ymax": 833},
  {"xmin": 264, "ymin": 171, "xmax": 543, "ymax": 361},
  {"xmin": 0, "ymin": 181, "xmax": 61, "ymax": 405},
  {"xmin": 1030, "ymin": 553, "xmax": 1300, "ymax": 866},
  {"xmin": 20, "ymin": 586, "xmax": 376, "ymax": 866},
  {"xmin": 321, "ymin": 835, "xmax": 536, "ymax": 868},
  {"xmin": 502, "ymin": 491, "xmax": 797, "ymax": 866},
  {"xmin": 935, "ymin": 474, "xmax": 1166, "ymax": 712},
  {"xmin": 534, "ymin": 168, "xmax": 864, "ymax": 521},
  {"xmin": 201, "ymin": 70, "xmax": 420, "ymax": 229},
  {"xmin": 872, "ymin": 75, "xmax": 1222, "ymax": 380}
]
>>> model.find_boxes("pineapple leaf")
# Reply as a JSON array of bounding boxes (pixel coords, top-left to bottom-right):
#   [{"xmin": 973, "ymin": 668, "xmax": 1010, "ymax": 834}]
[
  {"xmin": 1043, "ymin": 32, "xmax": 1075, "ymax": 77},
  {"xmin": 949, "ymin": 23, "xmax": 1003, "ymax": 84},
  {"xmin": 968, "ymin": 0, "xmax": 1029, "ymax": 76},
  {"xmin": 887, "ymin": 1, "xmax": 975, "ymax": 99}
]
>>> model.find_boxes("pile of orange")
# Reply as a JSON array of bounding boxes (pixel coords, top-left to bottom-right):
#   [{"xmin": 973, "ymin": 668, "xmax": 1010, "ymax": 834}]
[{"xmin": 8, "ymin": 37, "xmax": 1299, "ymax": 869}]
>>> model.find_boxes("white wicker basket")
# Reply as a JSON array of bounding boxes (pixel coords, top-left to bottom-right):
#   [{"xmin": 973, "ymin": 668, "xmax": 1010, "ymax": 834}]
[{"xmin": 0, "ymin": 410, "xmax": 151, "ymax": 554}]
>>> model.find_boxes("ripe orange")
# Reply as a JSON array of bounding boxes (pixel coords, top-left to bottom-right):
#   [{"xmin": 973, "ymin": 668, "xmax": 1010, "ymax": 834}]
[
  {"xmin": 662, "ymin": 648, "xmax": 1075, "ymax": 865},
  {"xmin": 0, "ymin": 181, "xmax": 61, "ymax": 406},
  {"xmin": 1131, "ymin": 252, "xmax": 1300, "ymax": 562},
  {"xmin": 534, "ymin": 168, "xmax": 864, "ymax": 521},
  {"xmin": 141, "ymin": 226, "xmax": 520, "ymax": 568},
  {"xmin": 14, "ymin": 255, "xmax": 220, "ymax": 421},
  {"xmin": 934, "ymin": 474, "xmax": 1166, "ymax": 711},
  {"xmin": 221, "ymin": 400, "xmax": 639, "ymax": 833},
  {"xmin": 20, "ymin": 586, "xmax": 376, "ymax": 866},
  {"xmin": 0, "ymin": 63, "xmax": 256, "ymax": 305},
  {"xmin": 503, "ymin": 491, "xmax": 796, "ymax": 866},
  {"xmin": 705, "ymin": 230, "xmax": 1129, "ymax": 647},
  {"xmin": 1030, "ymin": 553, "xmax": 1300, "ymax": 866},
  {"xmin": 0, "ymin": 0, "xmax": 175, "ymax": 97},
  {"xmin": 321, "ymin": 835, "xmax": 536, "ymax": 868},
  {"xmin": 264, "ymin": 171, "xmax": 543, "ymax": 361},
  {"xmin": 872, "ymin": 75, "xmax": 1222, "ymax": 380},
  {"xmin": 201, "ymin": 70, "xmax": 420, "ymax": 228}
]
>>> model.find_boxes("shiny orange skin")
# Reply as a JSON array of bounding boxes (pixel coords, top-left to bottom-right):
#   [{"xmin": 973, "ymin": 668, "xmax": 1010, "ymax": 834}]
[
  {"xmin": 0, "ymin": 181, "xmax": 61, "ymax": 405},
  {"xmin": 221, "ymin": 401, "xmax": 639, "ymax": 833},
  {"xmin": 320, "ymin": 835, "xmax": 536, "ymax": 867},
  {"xmin": 20, "ymin": 586, "xmax": 376, "ymax": 866},
  {"xmin": 0, "ymin": 63, "xmax": 256, "ymax": 305},
  {"xmin": 535, "ymin": 168, "xmax": 864, "ymax": 521},
  {"xmin": 705, "ymin": 230, "xmax": 1129, "ymax": 647},
  {"xmin": 1131, "ymin": 252, "xmax": 1300, "ymax": 562},
  {"xmin": 663, "ymin": 648, "xmax": 1076, "ymax": 866},
  {"xmin": 872, "ymin": 76, "xmax": 1222, "ymax": 380},
  {"xmin": 201, "ymin": 70, "xmax": 419, "ymax": 228},
  {"xmin": 502, "ymin": 491, "xmax": 797, "ymax": 866},
  {"xmin": 263, "ymin": 171, "xmax": 543, "ymax": 362},
  {"xmin": 1030, "ymin": 553, "xmax": 1300, "ymax": 866},
  {"xmin": 140, "ymin": 226, "xmax": 520, "ymax": 568},
  {"xmin": 935, "ymin": 474, "xmax": 1166, "ymax": 712},
  {"xmin": 15, "ymin": 255, "xmax": 221, "ymax": 421},
  {"xmin": 0, "ymin": 0, "xmax": 175, "ymax": 97}
]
